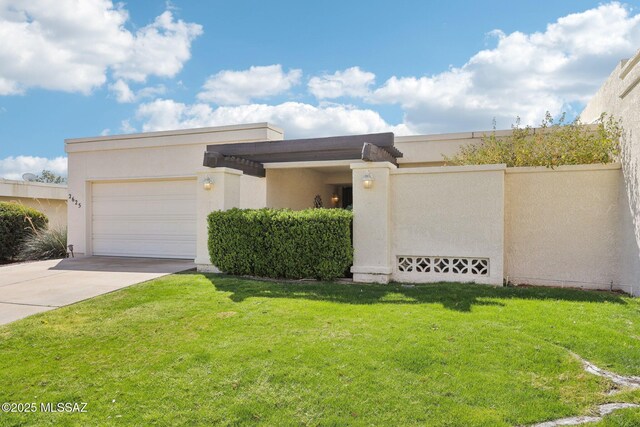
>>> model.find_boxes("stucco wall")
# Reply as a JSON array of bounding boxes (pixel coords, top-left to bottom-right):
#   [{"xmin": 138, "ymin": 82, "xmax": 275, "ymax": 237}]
[
  {"xmin": 352, "ymin": 162, "xmax": 626, "ymax": 292},
  {"xmin": 581, "ymin": 50, "xmax": 640, "ymax": 296},
  {"xmin": 266, "ymin": 168, "xmax": 337, "ymax": 210},
  {"xmin": 504, "ymin": 164, "xmax": 632, "ymax": 292},
  {"xmin": 240, "ymin": 175, "xmax": 266, "ymax": 209},
  {"xmin": 389, "ymin": 165, "xmax": 505, "ymax": 285}
]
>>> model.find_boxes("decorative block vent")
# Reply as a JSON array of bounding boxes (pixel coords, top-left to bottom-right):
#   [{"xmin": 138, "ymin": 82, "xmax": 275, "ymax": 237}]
[{"xmin": 397, "ymin": 256, "xmax": 489, "ymax": 276}]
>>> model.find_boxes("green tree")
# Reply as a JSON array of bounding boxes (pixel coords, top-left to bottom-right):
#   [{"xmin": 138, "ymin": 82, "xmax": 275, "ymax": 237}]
[
  {"xmin": 36, "ymin": 170, "xmax": 66, "ymax": 184},
  {"xmin": 444, "ymin": 112, "xmax": 622, "ymax": 168}
]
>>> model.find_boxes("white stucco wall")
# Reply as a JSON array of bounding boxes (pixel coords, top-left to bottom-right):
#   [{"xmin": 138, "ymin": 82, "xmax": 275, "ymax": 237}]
[
  {"xmin": 389, "ymin": 165, "xmax": 505, "ymax": 285},
  {"xmin": 581, "ymin": 49, "xmax": 640, "ymax": 296},
  {"xmin": 352, "ymin": 162, "xmax": 625, "ymax": 291},
  {"xmin": 351, "ymin": 162, "xmax": 395, "ymax": 284},
  {"xmin": 504, "ymin": 164, "xmax": 632, "ymax": 292},
  {"xmin": 240, "ymin": 174, "xmax": 267, "ymax": 209},
  {"xmin": 0, "ymin": 179, "xmax": 67, "ymax": 229}
]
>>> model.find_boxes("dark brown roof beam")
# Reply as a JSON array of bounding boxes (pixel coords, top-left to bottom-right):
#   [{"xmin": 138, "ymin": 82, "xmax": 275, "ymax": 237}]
[
  {"xmin": 203, "ymin": 151, "xmax": 266, "ymax": 177},
  {"xmin": 362, "ymin": 143, "xmax": 398, "ymax": 165}
]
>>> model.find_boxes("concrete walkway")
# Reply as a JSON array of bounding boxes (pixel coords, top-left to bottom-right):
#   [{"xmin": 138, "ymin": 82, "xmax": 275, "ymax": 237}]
[{"xmin": 0, "ymin": 256, "xmax": 194, "ymax": 325}]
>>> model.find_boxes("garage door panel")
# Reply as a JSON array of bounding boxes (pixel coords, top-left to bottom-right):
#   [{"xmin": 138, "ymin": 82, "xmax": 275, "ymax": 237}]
[
  {"xmin": 92, "ymin": 180, "xmax": 196, "ymax": 259},
  {"xmin": 92, "ymin": 197, "xmax": 194, "ymax": 216},
  {"xmin": 93, "ymin": 180, "xmax": 191, "ymax": 197},
  {"xmin": 92, "ymin": 237, "xmax": 195, "ymax": 258},
  {"xmin": 92, "ymin": 213, "xmax": 195, "ymax": 226},
  {"xmin": 92, "ymin": 218, "xmax": 197, "ymax": 235}
]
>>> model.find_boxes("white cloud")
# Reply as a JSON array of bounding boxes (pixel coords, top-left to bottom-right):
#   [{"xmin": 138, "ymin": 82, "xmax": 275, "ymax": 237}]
[
  {"xmin": 137, "ymin": 85, "xmax": 167, "ymax": 100},
  {"xmin": 109, "ymin": 80, "xmax": 135, "ymax": 103},
  {"xmin": 120, "ymin": 119, "xmax": 137, "ymax": 133},
  {"xmin": 135, "ymin": 99, "xmax": 409, "ymax": 138},
  {"xmin": 0, "ymin": 156, "xmax": 67, "ymax": 180},
  {"xmin": 308, "ymin": 67, "xmax": 376, "ymax": 99},
  {"xmin": 0, "ymin": 2, "xmax": 202, "ymax": 95},
  {"xmin": 197, "ymin": 65, "xmax": 302, "ymax": 105},
  {"xmin": 112, "ymin": 11, "xmax": 202, "ymax": 83},
  {"xmin": 367, "ymin": 2, "xmax": 640, "ymax": 133},
  {"xmin": 109, "ymin": 79, "xmax": 166, "ymax": 103}
]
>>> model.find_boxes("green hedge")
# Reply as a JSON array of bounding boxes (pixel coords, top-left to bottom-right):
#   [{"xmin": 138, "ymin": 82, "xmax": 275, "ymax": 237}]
[
  {"xmin": 208, "ymin": 208, "xmax": 353, "ymax": 280},
  {"xmin": 0, "ymin": 202, "xmax": 48, "ymax": 260}
]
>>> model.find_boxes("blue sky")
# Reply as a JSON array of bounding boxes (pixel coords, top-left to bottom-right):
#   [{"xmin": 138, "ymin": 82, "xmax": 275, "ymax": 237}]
[{"xmin": 1, "ymin": 0, "xmax": 639, "ymax": 179}]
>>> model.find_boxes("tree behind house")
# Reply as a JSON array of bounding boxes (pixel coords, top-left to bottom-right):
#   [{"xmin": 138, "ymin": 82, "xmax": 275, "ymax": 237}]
[{"xmin": 36, "ymin": 170, "xmax": 66, "ymax": 184}]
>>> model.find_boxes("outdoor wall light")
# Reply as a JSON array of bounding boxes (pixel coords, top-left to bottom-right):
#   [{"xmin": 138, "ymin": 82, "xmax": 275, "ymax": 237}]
[
  {"xmin": 331, "ymin": 193, "xmax": 340, "ymax": 205},
  {"xmin": 362, "ymin": 172, "xmax": 374, "ymax": 189},
  {"xmin": 202, "ymin": 177, "xmax": 213, "ymax": 191}
]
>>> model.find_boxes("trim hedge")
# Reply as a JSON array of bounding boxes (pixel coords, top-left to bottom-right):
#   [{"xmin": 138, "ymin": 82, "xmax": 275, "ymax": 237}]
[
  {"xmin": 208, "ymin": 208, "xmax": 353, "ymax": 280},
  {"xmin": 0, "ymin": 202, "xmax": 48, "ymax": 260}
]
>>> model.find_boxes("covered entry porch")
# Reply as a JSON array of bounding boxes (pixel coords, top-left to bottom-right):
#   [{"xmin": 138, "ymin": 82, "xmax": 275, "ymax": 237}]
[{"xmin": 195, "ymin": 132, "xmax": 403, "ymax": 283}]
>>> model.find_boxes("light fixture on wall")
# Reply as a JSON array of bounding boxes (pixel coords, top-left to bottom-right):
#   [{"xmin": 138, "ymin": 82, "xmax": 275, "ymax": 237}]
[
  {"xmin": 362, "ymin": 171, "xmax": 374, "ymax": 189},
  {"xmin": 331, "ymin": 193, "xmax": 340, "ymax": 205},
  {"xmin": 202, "ymin": 177, "xmax": 213, "ymax": 191}
]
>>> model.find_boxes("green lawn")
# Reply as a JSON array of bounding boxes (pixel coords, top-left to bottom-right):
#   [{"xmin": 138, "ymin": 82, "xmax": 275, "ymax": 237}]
[{"xmin": 1, "ymin": 273, "xmax": 639, "ymax": 426}]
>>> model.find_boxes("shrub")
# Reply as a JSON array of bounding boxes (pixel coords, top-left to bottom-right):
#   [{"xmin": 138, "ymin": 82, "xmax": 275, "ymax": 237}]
[
  {"xmin": 18, "ymin": 227, "xmax": 67, "ymax": 261},
  {"xmin": 0, "ymin": 202, "xmax": 48, "ymax": 260},
  {"xmin": 444, "ymin": 112, "xmax": 622, "ymax": 168},
  {"xmin": 208, "ymin": 208, "xmax": 353, "ymax": 280}
]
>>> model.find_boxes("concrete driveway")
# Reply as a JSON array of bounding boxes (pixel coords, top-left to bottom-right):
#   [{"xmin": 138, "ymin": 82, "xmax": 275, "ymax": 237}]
[{"xmin": 0, "ymin": 256, "xmax": 194, "ymax": 325}]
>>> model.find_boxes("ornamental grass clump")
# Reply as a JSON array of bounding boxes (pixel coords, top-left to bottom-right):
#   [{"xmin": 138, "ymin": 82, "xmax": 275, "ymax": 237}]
[
  {"xmin": 18, "ymin": 227, "xmax": 68, "ymax": 261},
  {"xmin": 445, "ymin": 112, "xmax": 622, "ymax": 168}
]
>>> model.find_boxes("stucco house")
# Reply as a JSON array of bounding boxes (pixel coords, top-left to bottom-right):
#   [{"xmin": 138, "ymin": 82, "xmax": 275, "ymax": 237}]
[{"xmin": 65, "ymin": 49, "xmax": 640, "ymax": 296}]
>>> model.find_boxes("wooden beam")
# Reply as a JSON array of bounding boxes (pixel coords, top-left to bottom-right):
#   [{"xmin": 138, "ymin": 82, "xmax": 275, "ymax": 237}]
[
  {"xmin": 203, "ymin": 151, "xmax": 222, "ymax": 167},
  {"xmin": 203, "ymin": 151, "xmax": 266, "ymax": 177},
  {"xmin": 361, "ymin": 143, "xmax": 398, "ymax": 165}
]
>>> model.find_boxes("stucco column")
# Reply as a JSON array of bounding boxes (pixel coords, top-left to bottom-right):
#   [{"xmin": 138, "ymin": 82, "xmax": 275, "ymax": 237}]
[
  {"xmin": 195, "ymin": 167, "xmax": 242, "ymax": 270},
  {"xmin": 350, "ymin": 162, "xmax": 397, "ymax": 284}
]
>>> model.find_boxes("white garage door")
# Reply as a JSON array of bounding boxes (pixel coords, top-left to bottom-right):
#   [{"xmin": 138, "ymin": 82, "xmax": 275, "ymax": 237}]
[{"xmin": 92, "ymin": 180, "xmax": 196, "ymax": 259}]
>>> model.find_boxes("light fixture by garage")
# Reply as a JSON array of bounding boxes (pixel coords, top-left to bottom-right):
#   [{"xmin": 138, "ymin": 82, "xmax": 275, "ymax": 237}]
[{"xmin": 202, "ymin": 177, "xmax": 214, "ymax": 190}]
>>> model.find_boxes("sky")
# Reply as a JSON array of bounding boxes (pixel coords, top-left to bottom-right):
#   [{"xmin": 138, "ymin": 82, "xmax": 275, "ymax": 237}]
[{"xmin": 0, "ymin": 0, "xmax": 639, "ymax": 179}]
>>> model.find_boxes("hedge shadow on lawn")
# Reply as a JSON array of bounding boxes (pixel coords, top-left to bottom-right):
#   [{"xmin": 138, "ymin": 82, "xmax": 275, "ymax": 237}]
[{"xmin": 200, "ymin": 274, "xmax": 628, "ymax": 312}]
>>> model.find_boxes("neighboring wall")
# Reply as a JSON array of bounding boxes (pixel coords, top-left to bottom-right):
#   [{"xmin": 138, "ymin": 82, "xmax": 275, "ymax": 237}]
[
  {"xmin": 395, "ymin": 131, "xmax": 500, "ymax": 167},
  {"xmin": 505, "ymin": 164, "xmax": 632, "ymax": 292},
  {"xmin": 394, "ymin": 128, "xmax": 569, "ymax": 168},
  {"xmin": 581, "ymin": 50, "xmax": 640, "ymax": 296},
  {"xmin": 0, "ymin": 179, "xmax": 67, "ymax": 228}
]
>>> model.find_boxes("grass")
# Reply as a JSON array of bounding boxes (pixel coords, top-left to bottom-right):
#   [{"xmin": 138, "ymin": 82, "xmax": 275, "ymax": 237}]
[{"xmin": 0, "ymin": 274, "xmax": 639, "ymax": 426}]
